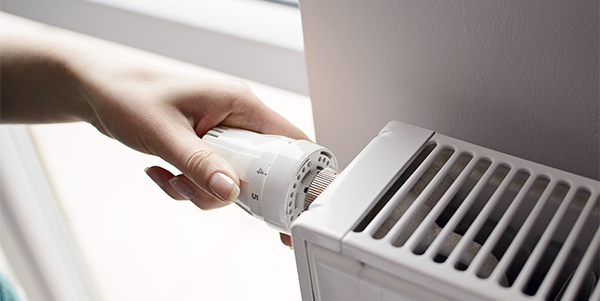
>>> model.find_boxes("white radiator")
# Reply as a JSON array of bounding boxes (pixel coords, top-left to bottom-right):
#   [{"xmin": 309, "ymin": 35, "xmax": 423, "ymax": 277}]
[{"xmin": 291, "ymin": 121, "xmax": 599, "ymax": 301}]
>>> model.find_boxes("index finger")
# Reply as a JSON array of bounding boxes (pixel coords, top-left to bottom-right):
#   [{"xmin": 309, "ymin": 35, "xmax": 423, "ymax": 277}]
[{"xmin": 215, "ymin": 86, "xmax": 310, "ymax": 140}]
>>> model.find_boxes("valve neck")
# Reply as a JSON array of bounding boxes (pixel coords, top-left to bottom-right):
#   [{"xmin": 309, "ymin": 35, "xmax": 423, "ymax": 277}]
[{"xmin": 304, "ymin": 166, "xmax": 341, "ymax": 210}]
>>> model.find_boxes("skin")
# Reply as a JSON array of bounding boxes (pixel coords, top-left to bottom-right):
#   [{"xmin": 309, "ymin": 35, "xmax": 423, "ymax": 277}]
[{"xmin": 1, "ymin": 32, "xmax": 304, "ymax": 246}]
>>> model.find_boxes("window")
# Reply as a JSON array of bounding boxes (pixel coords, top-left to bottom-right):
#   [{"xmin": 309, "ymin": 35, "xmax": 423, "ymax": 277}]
[
  {"xmin": 2, "ymin": 0, "xmax": 307, "ymax": 94},
  {"xmin": 0, "ymin": 3, "xmax": 311, "ymax": 300}
]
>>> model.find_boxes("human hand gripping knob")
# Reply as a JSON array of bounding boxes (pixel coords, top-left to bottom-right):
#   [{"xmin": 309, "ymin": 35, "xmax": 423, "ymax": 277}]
[
  {"xmin": 91, "ymin": 73, "xmax": 304, "ymax": 247},
  {"xmin": 0, "ymin": 32, "xmax": 304, "ymax": 246},
  {"xmin": 83, "ymin": 59, "xmax": 307, "ymax": 248}
]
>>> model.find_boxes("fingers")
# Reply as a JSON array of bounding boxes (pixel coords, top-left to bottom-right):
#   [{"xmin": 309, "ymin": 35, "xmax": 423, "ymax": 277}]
[
  {"xmin": 142, "ymin": 80, "xmax": 306, "ymax": 215},
  {"xmin": 144, "ymin": 166, "xmax": 187, "ymax": 200},
  {"xmin": 250, "ymin": 111, "xmax": 309, "ymax": 141},
  {"xmin": 209, "ymin": 81, "xmax": 310, "ymax": 141},
  {"xmin": 171, "ymin": 130, "xmax": 241, "ymax": 200},
  {"xmin": 280, "ymin": 233, "xmax": 292, "ymax": 248},
  {"xmin": 145, "ymin": 166, "xmax": 232, "ymax": 210},
  {"xmin": 147, "ymin": 166, "xmax": 294, "ymax": 247}
]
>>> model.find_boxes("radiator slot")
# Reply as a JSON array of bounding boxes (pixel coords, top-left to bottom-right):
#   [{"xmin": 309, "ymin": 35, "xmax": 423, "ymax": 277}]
[
  {"xmin": 504, "ymin": 182, "xmax": 572, "ymax": 287},
  {"xmin": 475, "ymin": 175, "xmax": 551, "ymax": 280},
  {"xmin": 434, "ymin": 164, "xmax": 512, "ymax": 264},
  {"xmin": 521, "ymin": 188, "xmax": 589, "ymax": 295},
  {"xmin": 547, "ymin": 195, "xmax": 598, "ymax": 300},
  {"xmin": 353, "ymin": 143, "xmax": 436, "ymax": 233},
  {"xmin": 392, "ymin": 152, "xmax": 473, "ymax": 248},
  {"xmin": 433, "ymin": 159, "xmax": 492, "ymax": 233},
  {"xmin": 456, "ymin": 170, "xmax": 531, "ymax": 276},
  {"xmin": 351, "ymin": 135, "xmax": 600, "ymax": 300},
  {"xmin": 372, "ymin": 147, "xmax": 455, "ymax": 240}
]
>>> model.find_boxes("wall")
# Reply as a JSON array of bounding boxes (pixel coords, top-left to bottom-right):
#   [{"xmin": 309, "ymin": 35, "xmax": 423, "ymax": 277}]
[{"xmin": 301, "ymin": 0, "xmax": 599, "ymax": 180}]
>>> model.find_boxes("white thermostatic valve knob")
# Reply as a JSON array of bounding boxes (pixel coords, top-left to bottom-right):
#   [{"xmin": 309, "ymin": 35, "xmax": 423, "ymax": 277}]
[{"xmin": 202, "ymin": 127, "xmax": 337, "ymax": 233}]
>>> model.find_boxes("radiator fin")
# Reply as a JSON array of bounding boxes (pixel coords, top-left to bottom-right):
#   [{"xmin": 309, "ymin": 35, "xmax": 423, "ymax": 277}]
[
  {"xmin": 372, "ymin": 147, "xmax": 455, "ymax": 240},
  {"xmin": 352, "ymin": 135, "xmax": 600, "ymax": 301},
  {"xmin": 353, "ymin": 143, "xmax": 437, "ymax": 233}
]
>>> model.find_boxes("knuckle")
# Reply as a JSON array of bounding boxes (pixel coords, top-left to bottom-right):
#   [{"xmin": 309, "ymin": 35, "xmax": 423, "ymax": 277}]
[
  {"xmin": 184, "ymin": 149, "xmax": 217, "ymax": 181},
  {"xmin": 228, "ymin": 80, "xmax": 251, "ymax": 94},
  {"xmin": 223, "ymin": 80, "xmax": 254, "ymax": 103}
]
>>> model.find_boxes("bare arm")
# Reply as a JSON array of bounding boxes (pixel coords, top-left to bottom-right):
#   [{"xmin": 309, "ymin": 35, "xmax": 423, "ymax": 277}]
[
  {"xmin": 0, "ymin": 31, "xmax": 307, "ymax": 226},
  {"xmin": 1, "ymin": 33, "xmax": 95, "ymax": 123}
]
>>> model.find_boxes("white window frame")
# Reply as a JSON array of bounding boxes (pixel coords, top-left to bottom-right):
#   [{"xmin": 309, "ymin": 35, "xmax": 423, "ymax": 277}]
[
  {"xmin": 0, "ymin": 0, "xmax": 308, "ymax": 94},
  {"xmin": 1, "ymin": 125, "xmax": 100, "ymax": 301}
]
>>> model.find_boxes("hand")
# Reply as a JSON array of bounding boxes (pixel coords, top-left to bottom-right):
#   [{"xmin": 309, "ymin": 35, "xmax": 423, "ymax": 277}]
[
  {"xmin": 85, "ymin": 70, "xmax": 302, "ymax": 247},
  {"xmin": 1, "ymin": 32, "xmax": 304, "ymax": 246},
  {"xmin": 83, "ymin": 67, "xmax": 306, "ymax": 202}
]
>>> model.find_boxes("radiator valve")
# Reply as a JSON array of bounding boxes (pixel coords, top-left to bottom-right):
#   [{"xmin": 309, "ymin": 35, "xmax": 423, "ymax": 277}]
[{"xmin": 202, "ymin": 127, "xmax": 338, "ymax": 233}]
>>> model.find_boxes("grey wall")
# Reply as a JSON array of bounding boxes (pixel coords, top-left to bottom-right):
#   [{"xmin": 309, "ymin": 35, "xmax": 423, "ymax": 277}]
[{"xmin": 301, "ymin": 0, "xmax": 599, "ymax": 180}]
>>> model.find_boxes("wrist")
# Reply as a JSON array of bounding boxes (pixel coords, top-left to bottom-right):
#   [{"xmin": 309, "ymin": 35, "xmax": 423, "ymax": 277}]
[{"xmin": 70, "ymin": 44, "xmax": 167, "ymax": 125}]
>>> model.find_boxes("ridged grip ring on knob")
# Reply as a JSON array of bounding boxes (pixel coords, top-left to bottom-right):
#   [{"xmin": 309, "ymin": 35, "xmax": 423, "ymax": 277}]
[{"xmin": 304, "ymin": 166, "xmax": 341, "ymax": 210}]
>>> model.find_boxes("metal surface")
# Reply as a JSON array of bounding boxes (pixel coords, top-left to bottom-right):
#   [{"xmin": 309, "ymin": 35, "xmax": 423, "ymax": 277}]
[{"xmin": 305, "ymin": 166, "xmax": 340, "ymax": 211}]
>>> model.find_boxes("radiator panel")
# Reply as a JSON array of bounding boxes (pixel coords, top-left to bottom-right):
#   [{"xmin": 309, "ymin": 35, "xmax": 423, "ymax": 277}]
[{"xmin": 292, "ymin": 121, "xmax": 599, "ymax": 301}]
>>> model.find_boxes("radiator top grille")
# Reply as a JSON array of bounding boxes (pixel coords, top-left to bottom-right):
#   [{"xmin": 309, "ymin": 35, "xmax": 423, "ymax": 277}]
[{"xmin": 353, "ymin": 135, "xmax": 599, "ymax": 301}]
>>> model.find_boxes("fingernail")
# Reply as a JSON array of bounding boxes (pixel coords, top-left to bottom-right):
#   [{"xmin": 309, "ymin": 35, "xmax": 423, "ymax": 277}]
[
  {"xmin": 209, "ymin": 172, "xmax": 240, "ymax": 203},
  {"xmin": 145, "ymin": 167, "xmax": 166, "ymax": 188},
  {"xmin": 169, "ymin": 178, "xmax": 195, "ymax": 199}
]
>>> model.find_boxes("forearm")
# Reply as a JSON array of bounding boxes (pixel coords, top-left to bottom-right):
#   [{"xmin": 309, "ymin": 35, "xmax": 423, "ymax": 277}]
[
  {"xmin": 0, "ymin": 33, "xmax": 95, "ymax": 123},
  {"xmin": 0, "ymin": 29, "xmax": 308, "ymax": 223}
]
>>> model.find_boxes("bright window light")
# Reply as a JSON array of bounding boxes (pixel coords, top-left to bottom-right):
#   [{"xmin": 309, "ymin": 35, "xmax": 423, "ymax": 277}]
[{"xmin": 84, "ymin": 0, "xmax": 304, "ymax": 52}]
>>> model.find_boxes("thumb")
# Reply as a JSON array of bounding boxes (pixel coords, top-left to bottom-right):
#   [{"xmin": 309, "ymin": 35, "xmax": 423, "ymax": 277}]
[{"xmin": 161, "ymin": 130, "xmax": 241, "ymax": 204}]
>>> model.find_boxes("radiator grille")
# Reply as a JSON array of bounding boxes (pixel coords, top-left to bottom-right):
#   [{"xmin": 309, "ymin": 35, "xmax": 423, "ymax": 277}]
[{"xmin": 354, "ymin": 136, "xmax": 599, "ymax": 301}]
